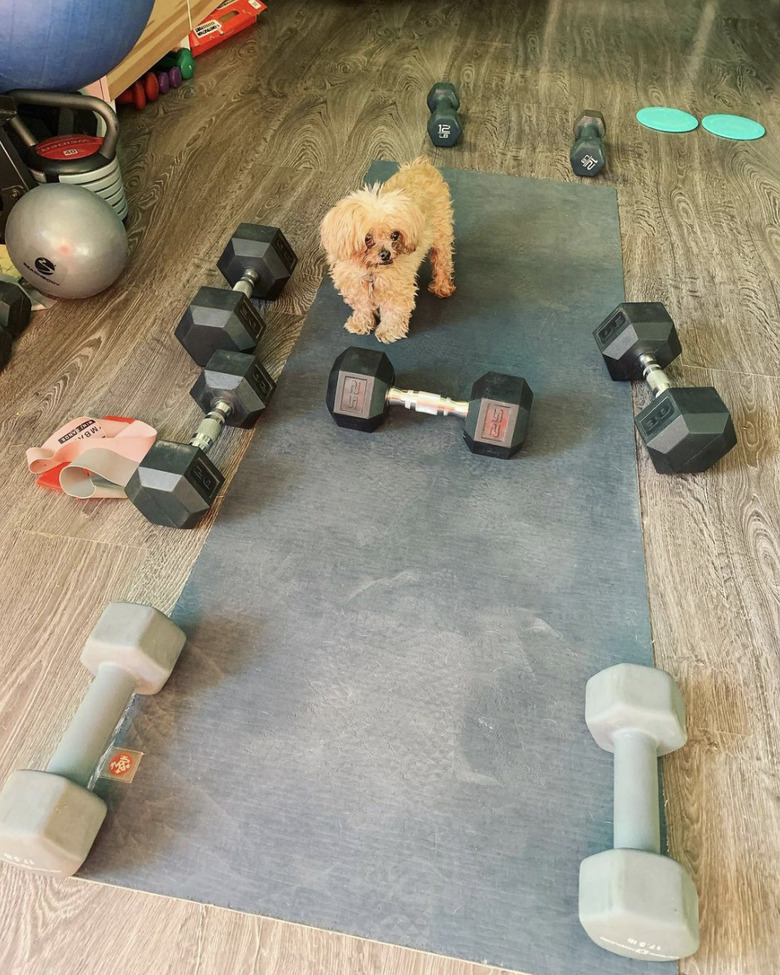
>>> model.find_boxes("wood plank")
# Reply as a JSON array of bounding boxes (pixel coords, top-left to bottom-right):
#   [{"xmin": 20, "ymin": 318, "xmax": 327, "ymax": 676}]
[
  {"xmin": 0, "ymin": 875, "xmax": 201, "ymax": 975},
  {"xmin": 198, "ymin": 910, "xmax": 514, "ymax": 975},
  {"xmin": 0, "ymin": 873, "xmax": 517, "ymax": 975},
  {"xmin": 638, "ymin": 367, "xmax": 780, "ymax": 975}
]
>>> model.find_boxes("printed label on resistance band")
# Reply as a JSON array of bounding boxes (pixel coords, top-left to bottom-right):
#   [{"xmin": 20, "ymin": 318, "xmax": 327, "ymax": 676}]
[
  {"xmin": 99, "ymin": 747, "xmax": 144, "ymax": 783},
  {"xmin": 56, "ymin": 418, "xmax": 103, "ymax": 445}
]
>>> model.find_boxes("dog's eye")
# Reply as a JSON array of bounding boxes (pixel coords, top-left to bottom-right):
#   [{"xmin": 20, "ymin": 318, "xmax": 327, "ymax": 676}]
[
  {"xmin": 390, "ymin": 231, "xmax": 400, "ymax": 241},
  {"xmin": 364, "ymin": 234, "xmax": 374, "ymax": 247}
]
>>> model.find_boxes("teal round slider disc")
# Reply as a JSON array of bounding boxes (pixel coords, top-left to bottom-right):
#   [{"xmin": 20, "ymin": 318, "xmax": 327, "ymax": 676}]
[
  {"xmin": 636, "ymin": 107, "xmax": 699, "ymax": 133},
  {"xmin": 702, "ymin": 114, "xmax": 765, "ymax": 141}
]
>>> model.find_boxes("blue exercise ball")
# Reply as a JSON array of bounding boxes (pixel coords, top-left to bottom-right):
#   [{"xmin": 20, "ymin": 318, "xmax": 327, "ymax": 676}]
[{"xmin": 0, "ymin": 0, "xmax": 155, "ymax": 93}]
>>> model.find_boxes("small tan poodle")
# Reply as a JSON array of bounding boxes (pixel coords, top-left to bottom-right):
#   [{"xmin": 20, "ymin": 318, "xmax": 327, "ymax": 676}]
[{"xmin": 320, "ymin": 157, "xmax": 455, "ymax": 343}]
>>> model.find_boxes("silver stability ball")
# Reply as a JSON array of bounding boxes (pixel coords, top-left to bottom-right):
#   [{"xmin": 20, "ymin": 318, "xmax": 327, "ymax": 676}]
[{"xmin": 5, "ymin": 183, "xmax": 128, "ymax": 299}]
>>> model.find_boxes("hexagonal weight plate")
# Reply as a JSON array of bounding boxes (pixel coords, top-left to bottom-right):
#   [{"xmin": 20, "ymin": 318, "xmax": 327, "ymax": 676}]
[
  {"xmin": 82, "ymin": 603, "xmax": 185, "ymax": 695},
  {"xmin": 126, "ymin": 441, "xmax": 224, "ymax": 529},
  {"xmin": 585, "ymin": 663, "xmax": 686, "ymax": 755},
  {"xmin": 594, "ymin": 303, "xmax": 681, "ymax": 380},
  {"xmin": 426, "ymin": 82, "xmax": 460, "ymax": 113},
  {"xmin": 574, "ymin": 110, "xmax": 606, "ymax": 139},
  {"xmin": 635, "ymin": 386, "xmax": 737, "ymax": 474},
  {"xmin": 0, "ymin": 326, "xmax": 11, "ymax": 371},
  {"xmin": 0, "ymin": 280, "xmax": 31, "ymax": 338},
  {"xmin": 175, "ymin": 286, "xmax": 267, "ymax": 366},
  {"xmin": 217, "ymin": 224, "xmax": 298, "ymax": 300},
  {"xmin": 0, "ymin": 770, "xmax": 107, "ymax": 876},
  {"xmin": 463, "ymin": 372, "xmax": 533, "ymax": 458},
  {"xmin": 579, "ymin": 849, "xmax": 700, "ymax": 961},
  {"xmin": 326, "ymin": 346, "xmax": 395, "ymax": 431},
  {"xmin": 191, "ymin": 350, "xmax": 276, "ymax": 427}
]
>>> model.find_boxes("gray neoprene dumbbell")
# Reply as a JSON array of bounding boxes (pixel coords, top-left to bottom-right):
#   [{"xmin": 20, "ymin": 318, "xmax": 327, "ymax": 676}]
[
  {"xmin": 0, "ymin": 603, "xmax": 185, "ymax": 876},
  {"xmin": 579, "ymin": 663, "xmax": 700, "ymax": 961}
]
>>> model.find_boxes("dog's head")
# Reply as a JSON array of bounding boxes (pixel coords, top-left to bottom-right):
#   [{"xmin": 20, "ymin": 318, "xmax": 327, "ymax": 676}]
[{"xmin": 320, "ymin": 184, "xmax": 424, "ymax": 268}]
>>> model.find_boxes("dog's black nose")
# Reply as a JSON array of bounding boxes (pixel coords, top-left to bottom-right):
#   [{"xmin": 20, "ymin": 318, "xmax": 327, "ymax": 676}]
[{"xmin": 379, "ymin": 249, "xmax": 391, "ymax": 262}]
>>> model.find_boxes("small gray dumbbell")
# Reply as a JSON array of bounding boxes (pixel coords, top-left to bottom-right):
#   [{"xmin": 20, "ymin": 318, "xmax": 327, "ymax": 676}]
[
  {"xmin": 579, "ymin": 663, "xmax": 700, "ymax": 961},
  {"xmin": 0, "ymin": 603, "xmax": 185, "ymax": 876}
]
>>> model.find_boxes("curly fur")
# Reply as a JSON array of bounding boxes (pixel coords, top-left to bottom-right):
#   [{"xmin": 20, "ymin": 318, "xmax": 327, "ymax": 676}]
[{"xmin": 320, "ymin": 157, "xmax": 455, "ymax": 343}]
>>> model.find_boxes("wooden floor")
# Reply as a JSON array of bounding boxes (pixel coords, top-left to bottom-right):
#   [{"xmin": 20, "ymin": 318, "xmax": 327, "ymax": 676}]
[{"xmin": 1, "ymin": 0, "xmax": 779, "ymax": 972}]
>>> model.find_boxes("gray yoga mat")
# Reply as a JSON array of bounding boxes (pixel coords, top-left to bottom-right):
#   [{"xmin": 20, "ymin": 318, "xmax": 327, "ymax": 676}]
[{"xmin": 85, "ymin": 164, "xmax": 671, "ymax": 975}]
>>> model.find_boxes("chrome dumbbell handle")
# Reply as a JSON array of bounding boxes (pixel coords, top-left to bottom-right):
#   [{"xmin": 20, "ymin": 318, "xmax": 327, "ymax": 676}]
[
  {"xmin": 189, "ymin": 400, "xmax": 233, "ymax": 453},
  {"xmin": 231, "ymin": 267, "xmax": 259, "ymax": 300},
  {"xmin": 386, "ymin": 386, "xmax": 469, "ymax": 418},
  {"xmin": 638, "ymin": 352, "xmax": 672, "ymax": 397}
]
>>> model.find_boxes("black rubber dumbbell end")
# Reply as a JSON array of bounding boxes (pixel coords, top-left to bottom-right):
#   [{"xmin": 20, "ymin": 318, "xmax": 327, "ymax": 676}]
[
  {"xmin": 594, "ymin": 303, "xmax": 681, "ymax": 381},
  {"xmin": 326, "ymin": 346, "xmax": 395, "ymax": 432},
  {"xmin": 635, "ymin": 386, "xmax": 737, "ymax": 474},
  {"xmin": 175, "ymin": 286, "xmax": 267, "ymax": 366},
  {"xmin": 463, "ymin": 373, "xmax": 533, "ymax": 459},
  {"xmin": 0, "ymin": 280, "xmax": 32, "ymax": 371},
  {"xmin": 0, "ymin": 280, "xmax": 32, "ymax": 339},
  {"xmin": 0, "ymin": 327, "xmax": 12, "ymax": 371},
  {"xmin": 127, "ymin": 442, "xmax": 225, "ymax": 529},
  {"xmin": 217, "ymin": 224, "xmax": 298, "ymax": 301},
  {"xmin": 190, "ymin": 350, "xmax": 276, "ymax": 427}
]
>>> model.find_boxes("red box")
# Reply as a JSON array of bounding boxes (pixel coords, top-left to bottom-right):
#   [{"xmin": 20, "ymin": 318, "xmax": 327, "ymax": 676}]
[{"xmin": 189, "ymin": 0, "xmax": 267, "ymax": 57}]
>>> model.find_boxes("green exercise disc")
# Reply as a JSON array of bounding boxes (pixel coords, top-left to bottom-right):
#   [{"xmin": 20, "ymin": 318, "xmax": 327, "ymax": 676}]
[
  {"xmin": 636, "ymin": 107, "xmax": 699, "ymax": 133},
  {"xmin": 702, "ymin": 114, "xmax": 765, "ymax": 141}
]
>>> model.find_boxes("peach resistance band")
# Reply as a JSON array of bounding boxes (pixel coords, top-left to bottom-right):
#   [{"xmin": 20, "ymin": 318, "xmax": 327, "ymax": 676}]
[{"xmin": 27, "ymin": 416, "xmax": 157, "ymax": 499}]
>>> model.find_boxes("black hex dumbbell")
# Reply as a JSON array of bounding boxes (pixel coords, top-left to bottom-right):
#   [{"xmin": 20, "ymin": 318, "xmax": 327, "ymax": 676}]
[
  {"xmin": 0, "ymin": 280, "xmax": 31, "ymax": 370},
  {"xmin": 175, "ymin": 223, "xmax": 297, "ymax": 366},
  {"xmin": 126, "ymin": 351, "xmax": 276, "ymax": 528},
  {"xmin": 427, "ymin": 82, "xmax": 463, "ymax": 147},
  {"xmin": 571, "ymin": 111, "xmax": 606, "ymax": 177},
  {"xmin": 594, "ymin": 302, "xmax": 737, "ymax": 474},
  {"xmin": 326, "ymin": 347, "xmax": 533, "ymax": 458}
]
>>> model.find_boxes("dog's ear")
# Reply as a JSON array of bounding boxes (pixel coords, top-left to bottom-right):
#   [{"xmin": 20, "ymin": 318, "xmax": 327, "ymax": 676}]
[
  {"xmin": 320, "ymin": 198, "xmax": 368, "ymax": 262},
  {"xmin": 396, "ymin": 201, "xmax": 426, "ymax": 255}
]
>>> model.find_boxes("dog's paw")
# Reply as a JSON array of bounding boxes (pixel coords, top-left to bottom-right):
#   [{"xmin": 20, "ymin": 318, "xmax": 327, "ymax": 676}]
[
  {"xmin": 344, "ymin": 315, "xmax": 374, "ymax": 335},
  {"xmin": 429, "ymin": 280, "xmax": 456, "ymax": 298},
  {"xmin": 374, "ymin": 327, "xmax": 406, "ymax": 344}
]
